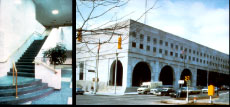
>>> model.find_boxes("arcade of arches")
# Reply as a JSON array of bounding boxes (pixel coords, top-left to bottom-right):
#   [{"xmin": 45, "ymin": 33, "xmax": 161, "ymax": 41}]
[{"xmin": 159, "ymin": 66, "xmax": 174, "ymax": 85}]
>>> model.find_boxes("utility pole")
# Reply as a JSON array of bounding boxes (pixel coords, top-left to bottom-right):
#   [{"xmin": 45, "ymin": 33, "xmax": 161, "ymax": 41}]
[{"xmin": 94, "ymin": 39, "xmax": 100, "ymax": 94}]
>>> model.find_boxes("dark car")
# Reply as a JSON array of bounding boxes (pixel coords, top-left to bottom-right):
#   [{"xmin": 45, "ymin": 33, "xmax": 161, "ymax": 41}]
[
  {"xmin": 76, "ymin": 88, "xmax": 84, "ymax": 95},
  {"xmin": 156, "ymin": 88, "xmax": 174, "ymax": 96}
]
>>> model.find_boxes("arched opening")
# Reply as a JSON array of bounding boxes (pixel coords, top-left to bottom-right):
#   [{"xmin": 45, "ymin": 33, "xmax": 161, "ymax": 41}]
[
  {"xmin": 180, "ymin": 69, "xmax": 192, "ymax": 87},
  {"xmin": 109, "ymin": 60, "xmax": 123, "ymax": 86},
  {"xmin": 132, "ymin": 62, "xmax": 151, "ymax": 87},
  {"xmin": 159, "ymin": 65, "xmax": 174, "ymax": 86}
]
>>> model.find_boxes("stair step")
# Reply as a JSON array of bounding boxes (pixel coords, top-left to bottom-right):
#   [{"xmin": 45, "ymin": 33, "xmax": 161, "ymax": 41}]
[
  {"xmin": 16, "ymin": 65, "xmax": 34, "ymax": 69},
  {"xmin": 18, "ymin": 59, "xmax": 34, "ymax": 62},
  {"xmin": 0, "ymin": 88, "xmax": 54, "ymax": 104},
  {"xmin": 0, "ymin": 79, "xmax": 41, "ymax": 89},
  {"xmin": 0, "ymin": 83, "xmax": 48, "ymax": 97},
  {"xmin": 7, "ymin": 72, "xmax": 34, "ymax": 77},
  {"xmin": 10, "ymin": 68, "xmax": 34, "ymax": 73},
  {"xmin": 16, "ymin": 62, "xmax": 34, "ymax": 65}
]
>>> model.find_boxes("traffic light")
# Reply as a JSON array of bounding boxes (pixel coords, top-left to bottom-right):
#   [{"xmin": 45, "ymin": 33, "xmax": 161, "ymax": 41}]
[
  {"xmin": 118, "ymin": 35, "xmax": 122, "ymax": 49},
  {"xmin": 77, "ymin": 28, "xmax": 82, "ymax": 42},
  {"xmin": 185, "ymin": 76, "xmax": 190, "ymax": 81}
]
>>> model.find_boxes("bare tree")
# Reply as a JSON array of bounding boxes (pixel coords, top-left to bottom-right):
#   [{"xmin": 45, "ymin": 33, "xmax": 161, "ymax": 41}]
[{"xmin": 76, "ymin": 0, "xmax": 160, "ymax": 45}]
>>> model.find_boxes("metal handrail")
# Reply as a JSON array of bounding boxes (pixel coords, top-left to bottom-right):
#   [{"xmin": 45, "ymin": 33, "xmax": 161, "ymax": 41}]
[
  {"xmin": 12, "ymin": 61, "xmax": 18, "ymax": 98},
  {"xmin": 0, "ymin": 31, "xmax": 43, "ymax": 63},
  {"xmin": 34, "ymin": 60, "xmax": 58, "ymax": 74}
]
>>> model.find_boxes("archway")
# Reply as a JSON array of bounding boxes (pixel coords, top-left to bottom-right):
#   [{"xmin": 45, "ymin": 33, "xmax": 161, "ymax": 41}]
[
  {"xmin": 180, "ymin": 69, "xmax": 192, "ymax": 87},
  {"xmin": 132, "ymin": 62, "xmax": 151, "ymax": 87},
  {"xmin": 109, "ymin": 60, "xmax": 123, "ymax": 86},
  {"xmin": 159, "ymin": 65, "xmax": 174, "ymax": 85}
]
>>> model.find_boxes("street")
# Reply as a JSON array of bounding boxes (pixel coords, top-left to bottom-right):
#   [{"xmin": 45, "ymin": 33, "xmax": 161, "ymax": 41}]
[
  {"xmin": 76, "ymin": 94, "xmax": 175, "ymax": 105},
  {"xmin": 76, "ymin": 91, "xmax": 229, "ymax": 105}
]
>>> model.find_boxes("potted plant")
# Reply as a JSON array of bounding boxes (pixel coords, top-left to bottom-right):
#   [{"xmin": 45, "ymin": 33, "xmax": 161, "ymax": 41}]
[{"xmin": 43, "ymin": 44, "xmax": 67, "ymax": 69}]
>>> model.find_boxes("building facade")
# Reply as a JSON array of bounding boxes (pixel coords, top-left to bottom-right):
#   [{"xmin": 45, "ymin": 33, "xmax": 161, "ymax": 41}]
[{"xmin": 76, "ymin": 19, "xmax": 229, "ymax": 93}]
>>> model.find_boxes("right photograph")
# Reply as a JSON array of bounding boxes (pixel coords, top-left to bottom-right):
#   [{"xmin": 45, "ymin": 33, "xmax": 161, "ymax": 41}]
[{"xmin": 76, "ymin": 0, "xmax": 229, "ymax": 105}]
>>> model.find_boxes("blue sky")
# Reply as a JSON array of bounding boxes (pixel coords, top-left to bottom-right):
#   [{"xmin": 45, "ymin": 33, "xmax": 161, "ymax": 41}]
[{"xmin": 77, "ymin": 0, "xmax": 229, "ymax": 54}]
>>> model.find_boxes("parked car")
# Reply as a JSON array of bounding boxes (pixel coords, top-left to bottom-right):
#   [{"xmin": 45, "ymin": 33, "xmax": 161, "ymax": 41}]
[
  {"xmin": 220, "ymin": 85, "xmax": 229, "ymax": 90},
  {"xmin": 76, "ymin": 88, "xmax": 84, "ymax": 95},
  {"xmin": 202, "ymin": 87, "xmax": 219, "ymax": 93},
  {"xmin": 170, "ymin": 87, "xmax": 201, "ymax": 98},
  {"xmin": 155, "ymin": 87, "xmax": 174, "ymax": 96},
  {"xmin": 150, "ymin": 87, "xmax": 163, "ymax": 95}
]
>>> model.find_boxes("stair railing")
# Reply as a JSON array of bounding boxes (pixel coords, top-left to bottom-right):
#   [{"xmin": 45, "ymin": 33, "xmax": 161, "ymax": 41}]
[{"xmin": 12, "ymin": 61, "xmax": 18, "ymax": 98}]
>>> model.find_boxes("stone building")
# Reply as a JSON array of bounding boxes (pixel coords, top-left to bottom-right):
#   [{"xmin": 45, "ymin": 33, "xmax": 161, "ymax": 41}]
[{"xmin": 76, "ymin": 19, "xmax": 229, "ymax": 93}]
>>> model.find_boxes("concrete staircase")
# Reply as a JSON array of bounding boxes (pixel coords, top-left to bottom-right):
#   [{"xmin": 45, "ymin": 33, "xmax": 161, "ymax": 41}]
[
  {"xmin": 0, "ymin": 79, "xmax": 54, "ymax": 104},
  {"xmin": 7, "ymin": 37, "xmax": 47, "ymax": 77}
]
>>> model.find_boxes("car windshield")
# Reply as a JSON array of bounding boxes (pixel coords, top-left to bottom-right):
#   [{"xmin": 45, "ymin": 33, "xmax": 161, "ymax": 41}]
[
  {"xmin": 140, "ymin": 85, "xmax": 148, "ymax": 88},
  {"xmin": 162, "ymin": 88, "xmax": 168, "ymax": 91}
]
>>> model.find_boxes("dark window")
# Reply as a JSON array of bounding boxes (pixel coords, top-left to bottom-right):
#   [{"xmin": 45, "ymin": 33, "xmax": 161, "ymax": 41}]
[
  {"xmin": 147, "ymin": 46, "xmax": 150, "ymax": 51},
  {"xmin": 132, "ymin": 42, "xmax": 136, "ymax": 48},
  {"xmin": 197, "ymin": 58, "xmax": 199, "ymax": 62},
  {"xmin": 176, "ymin": 45, "xmax": 178, "ymax": 50},
  {"xmin": 193, "ymin": 50, "xmax": 195, "ymax": 54},
  {"xmin": 197, "ymin": 51, "xmax": 199, "ymax": 55},
  {"xmin": 153, "ymin": 47, "xmax": 156, "ymax": 52},
  {"xmin": 80, "ymin": 63, "xmax": 84, "ymax": 80},
  {"xmin": 159, "ymin": 49, "xmax": 162, "ymax": 53},
  {"xmin": 170, "ymin": 52, "xmax": 173, "ymax": 56},
  {"xmin": 189, "ymin": 56, "xmax": 191, "ymax": 60},
  {"xmin": 204, "ymin": 53, "xmax": 206, "ymax": 57},
  {"xmin": 131, "ymin": 32, "xmax": 136, "ymax": 37},
  {"xmin": 160, "ymin": 40, "xmax": 163, "ymax": 45},
  {"xmin": 165, "ymin": 50, "xmax": 168, "ymax": 56},
  {"xmin": 175, "ymin": 53, "xmax": 178, "ymax": 57},
  {"xmin": 185, "ymin": 48, "xmax": 187, "ymax": 52},
  {"xmin": 153, "ymin": 38, "xmax": 157, "ymax": 44},
  {"xmin": 140, "ymin": 34, "xmax": 144, "ymax": 40},
  {"xmin": 80, "ymin": 72, "xmax": 84, "ymax": 80},
  {"xmin": 165, "ymin": 42, "xmax": 168, "ymax": 46},
  {"xmin": 200, "ymin": 53, "xmax": 202, "ymax": 56},
  {"xmin": 140, "ymin": 44, "xmax": 143, "ymax": 49},
  {"xmin": 200, "ymin": 59, "xmax": 202, "ymax": 63},
  {"xmin": 181, "ymin": 46, "xmax": 183, "ymax": 50},
  {"xmin": 193, "ymin": 57, "xmax": 195, "ymax": 61},
  {"xmin": 189, "ymin": 49, "xmax": 191, "ymax": 53},
  {"xmin": 147, "ymin": 36, "xmax": 150, "ymax": 42},
  {"xmin": 171, "ymin": 43, "xmax": 173, "ymax": 48}
]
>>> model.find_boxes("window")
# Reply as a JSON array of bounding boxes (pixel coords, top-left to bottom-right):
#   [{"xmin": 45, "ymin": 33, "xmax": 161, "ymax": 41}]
[
  {"xmin": 185, "ymin": 48, "xmax": 187, "ymax": 52},
  {"xmin": 170, "ymin": 51, "xmax": 173, "ymax": 56},
  {"xmin": 159, "ymin": 49, "xmax": 162, "ymax": 53},
  {"xmin": 131, "ymin": 32, "xmax": 136, "ymax": 37},
  {"xmin": 189, "ymin": 56, "xmax": 191, "ymax": 60},
  {"xmin": 175, "ymin": 53, "xmax": 178, "ymax": 57},
  {"xmin": 165, "ymin": 42, "xmax": 168, "ymax": 46},
  {"xmin": 153, "ymin": 38, "xmax": 157, "ymax": 44},
  {"xmin": 165, "ymin": 50, "xmax": 168, "ymax": 56},
  {"xmin": 147, "ymin": 45, "xmax": 150, "ymax": 51},
  {"xmin": 132, "ymin": 42, "xmax": 136, "ymax": 48},
  {"xmin": 140, "ymin": 44, "xmax": 143, "ymax": 49},
  {"xmin": 140, "ymin": 34, "xmax": 144, "ymax": 40},
  {"xmin": 200, "ymin": 53, "xmax": 202, "ymax": 57},
  {"xmin": 171, "ymin": 43, "xmax": 174, "ymax": 49},
  {"xmin": 196, "ymin": 58, "xmax": 199, "ymax": 62},
  {"xmin": 204, "ymin": 53, "xmax": 206, "ymax": 57},
  {"xmin": 200, "ymin": 59, "xmax": 202, "ymax": 63},
  {"xmin": 189, "ymin": 49, "xmax": 191, "ymax": 53},
  {"xmin": 193, "ymin": 57, "xmax": 195, "ymax": 61},
  {"xmin": 181, "ymin": 46, "xmax": 183, "ymax": 50},
  {"xmin": 147, "ymin": 36, "xmax": 150, "ymax": 42},
  {"xmin": 197, "ymin": 51, "xmax": 199, "ymax": 56},
  {"xmin": 160, "ymin": 40, "xmax": 163, "ymax": 45},
  {"xmin": 193, "ymin": 50, "xmax": 195, "ymax": 54},
  {"xmin": 176, "ymin": 45, "xmax": 178, "ymax": 50},
  {"xmin": 153, "ymin": 47, "xmax": 156, "ymax": 53}
]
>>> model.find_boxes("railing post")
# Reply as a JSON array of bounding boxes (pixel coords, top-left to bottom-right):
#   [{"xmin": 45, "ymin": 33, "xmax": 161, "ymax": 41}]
[{"xmin": 12, "ymin": 62, "xmax": 15, "ymax": 86}]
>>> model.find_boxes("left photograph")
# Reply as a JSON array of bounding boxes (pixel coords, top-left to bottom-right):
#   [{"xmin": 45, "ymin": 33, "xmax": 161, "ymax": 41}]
[{"xmin": 0, "ymin": 0, "xmax": 72, "ymax": 105}]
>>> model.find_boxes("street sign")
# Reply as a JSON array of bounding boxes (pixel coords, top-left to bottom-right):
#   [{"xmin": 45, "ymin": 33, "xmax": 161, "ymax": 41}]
[{"xmin": 178, "ymin": 80, "xmax": 184, "ymax": 84}]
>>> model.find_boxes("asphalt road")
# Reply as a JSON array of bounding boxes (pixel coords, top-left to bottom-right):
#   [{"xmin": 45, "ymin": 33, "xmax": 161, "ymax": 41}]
[{"xmin": 76, "ymin": 94, "xmax": 174, "ymax": 105}]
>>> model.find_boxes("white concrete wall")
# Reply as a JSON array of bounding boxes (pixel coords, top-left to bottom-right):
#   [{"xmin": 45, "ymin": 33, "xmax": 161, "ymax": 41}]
[
  {"xmin": 0, "ymin": 0, "xmax": 45, "ymax": 77},
  {"xmin": 35, "ymin": 57, "xmax": 61, "ymax": 89}
]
